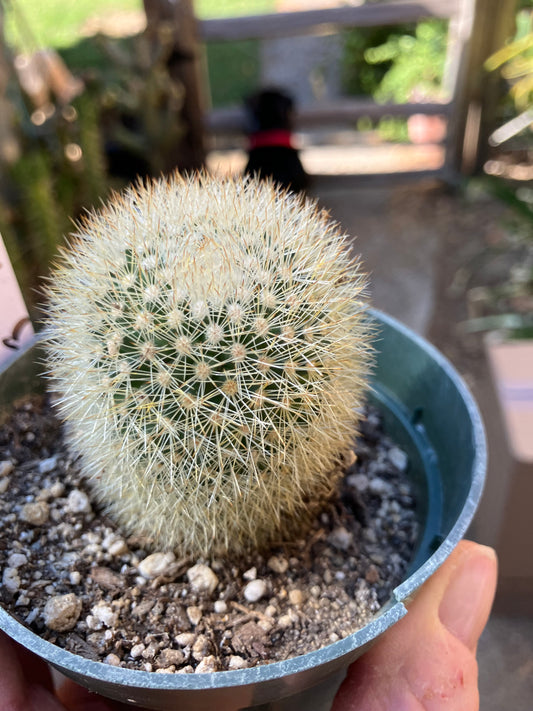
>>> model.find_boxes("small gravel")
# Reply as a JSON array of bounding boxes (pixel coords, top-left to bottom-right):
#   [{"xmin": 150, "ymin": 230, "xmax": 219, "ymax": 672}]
[{"xmin": 0, "ymin": 396, "xmax": 419, "ymax": 672}]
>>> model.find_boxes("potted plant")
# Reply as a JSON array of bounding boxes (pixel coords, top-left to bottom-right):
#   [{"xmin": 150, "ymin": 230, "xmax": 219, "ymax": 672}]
[{"xmin": 0, "ymin": 174, "xmax": 486, "ymax": 710}]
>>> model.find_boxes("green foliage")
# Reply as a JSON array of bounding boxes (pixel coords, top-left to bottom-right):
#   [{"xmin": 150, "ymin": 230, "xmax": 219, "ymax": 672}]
[
  {"xmin": 3, "ymin": 0, "xmax": 142, "ymax": 51},
  {"xmin": 342, "ymin": 20, "xmax": 448, "ymax": 102},
  {"xmin": 0, "ymin": 86, "xmax": 112, "ymax": 296},
  {"xmin": 10, "ymin": 150, "xmax": 67, "ymax": 265},
  {"xmin": 342, "ymin": 24, "xmax": 411, "ymax": 97},
  {"xmin": 44, "ymin": 175, "xmax": 372, "ymax": 557},
  {"xmin": 205, "ymin": 40, "xmax": 260, "ymax": 108},
  {"xmin": 1, "ymin": 27, "xmax": 188, "ymax": 303},
  {"xmin": 485, "ymin": 9, "xmax": 533, "ymax": 112},
  {"xmin": 342, "ymin": 20, "xmax": 448, "ymax": 142},
  {"xmin": 368, "ymin": 20, "xmax": 448, "ymax": 104},
  {"xmin": 196, "ymin": 0, "xmax": 275, "ymax": 19}
]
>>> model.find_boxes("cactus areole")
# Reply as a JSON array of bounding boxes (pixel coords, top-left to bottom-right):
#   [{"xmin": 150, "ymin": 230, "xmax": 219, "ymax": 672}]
[{"xmin": 44, "ymin": 174, "xmax": 372, "ymax": 557}]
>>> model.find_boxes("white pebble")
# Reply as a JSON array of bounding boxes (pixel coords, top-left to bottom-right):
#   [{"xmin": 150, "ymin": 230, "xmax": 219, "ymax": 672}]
[
  {"xmin": 267, "ymin": 556, "xmax": 288, "ymax": 574},
  {"xmin": 130, "ymin": 643, "xmax": 146, "ymax": 659},
  {"xmin": 186, "ymin": 606, "xmax": 203, "ymax": 626},
  {"xmin": 228, "ymin": 655, "xmax": 249, "ymax": 670},
  {"xmin": 288, "ymin": 589, "xmax": 304, "ymax": 606},
  {"xmin": 7, "ymin": 553, "xmax": 27, "ymax": 569},
  {"xmin": 186, "ymin": 563, "xmax": 219, "ymax": 595},
  {"xmin": 243, "ymin": 567, "xmax": 257, "ymax": 581},
  {"xmin": 109, "ymin": 539, "xmax": 128, "ymax": 556},
  {"xmin": 195, "ymin": 655, "xmax": 217, "ymax": 673},
  {"xmin": 49, "ymin": 482, "xmax": 65, "ymax": 498},
  {"xmin": 102, "ymin": 533, "xmax": 128, "ymax": 556},
  {"xmin": 369, "ymin": 477, "xmax": 389, "ymax": 495},
  {"xmin": 91, "ymin": 602, "xmax": 118, "ymax": 628},
  {"xmin": 388, "ymin": 446, "xmax": 408, "ymax": 471},
  {"xmin": 43, "ymin": 593, "xmax": 82, "ymax": 631},
  {"xmin": 347, "ymin": 473, "xmax": 369, "ymax": 491},
  {"xmin": 85, "ymin": 615, "xmax": 101, "ymax": 631},
  {"xmin": 104, "ymin": 653, "xmax": 121, "ymax": 666},
  {"xmin": 243, "ymin": 578, "xmax": 267, "ymax": 602},
  {"xmin": 20, "ymin": 501, "xmax": 49, "ymax": 526},
  {"xmin": 278, "ymin": 614, "xmax": 294, "ymax": 629},
  {"xmin": 175, "ymin": 632, "xmax": 195, "ymax": 647},
  {"xmin": 328, "ymin": 526, "xmax": 353, "ymax": 551},
  {"xmin": 2, "ymin": 567, "xmax": 21, "ymax": 592},
  {"xmin": 0, "ymin": 478, "xmax": 9, "ymax": 494},
  {"xmin": 214, "ymin": 600, "xmax": 227, "ymax": 614},
  {"xmin": 67, "ymin": 489, "xmax": 91, "ymax": 513},
  {"xmin": 138, "ymin": 552, "xmax": 176, "ymax": 579},
  {"xmin": 176, "ymin": 665, "xmax": 194, "ymax": 674},
  {"xmin": 0, "ymin": 461, "xmax": 14, "ymax": 477},
  {"xmin": 158, "ymin": 648, "xmax": 185, "ymax": 667},
  {"xmin": 38, "ymin": 456, "xmax": 58, "ymax": 474}
]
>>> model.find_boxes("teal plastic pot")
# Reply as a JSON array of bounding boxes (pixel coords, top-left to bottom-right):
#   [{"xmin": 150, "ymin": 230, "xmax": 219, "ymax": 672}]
[{"xmin": 0, "ymin": 309, "xmax": 486, "ymax": 711}]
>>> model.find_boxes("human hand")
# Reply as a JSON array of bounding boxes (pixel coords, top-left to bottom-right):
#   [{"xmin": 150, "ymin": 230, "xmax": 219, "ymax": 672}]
[
  {"xmin": 0, "ymin": 539, "xmax": 497, "ymax": 711},
  {"xmin": 0, "ymin": 629, "xmax": 136, "ymax": 711},
  {"xmin": 332, "ymin": 540, "xmax": 498, "ymax": 710}
]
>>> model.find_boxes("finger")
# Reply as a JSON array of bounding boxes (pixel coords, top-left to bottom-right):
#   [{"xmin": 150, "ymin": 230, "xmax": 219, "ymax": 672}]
[
  {"xmin": 438, "ymin": 541, "xmax": 498, "ymax": 651},
  {"xmin": 58, "ymin": 678, "xmax": 147, "ymax": 711},
  {"xmin": 0, "ymin": 631, "xmax": 65, "ymax": 711},
  {"xmin": 332, "ymin": 541, "xmax": 498, "ymax": 711}
]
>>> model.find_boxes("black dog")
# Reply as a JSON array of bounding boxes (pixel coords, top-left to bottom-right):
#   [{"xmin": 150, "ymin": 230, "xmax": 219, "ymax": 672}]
[{"xmin": 244, "ymin": 88, "xmax": 309, "ymax": 193}]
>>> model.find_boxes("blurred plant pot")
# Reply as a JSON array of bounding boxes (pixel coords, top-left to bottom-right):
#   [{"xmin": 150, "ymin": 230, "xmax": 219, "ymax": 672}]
[{"xmin": 0, "ymin": 309, "xmax": 486, "ymax": 711}]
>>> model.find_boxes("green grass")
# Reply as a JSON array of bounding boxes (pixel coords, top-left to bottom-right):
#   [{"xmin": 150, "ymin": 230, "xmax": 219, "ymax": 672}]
[
  {"xmin": 196, "ymin": 0, "xmax": 275, "ymax": 19},
  {"xmin": 3, "ymin": 0, "xmax": 273, "ymax": 107},
  {"xmin": 4, "ymin": 0, "xmax": 275, "ymax": 51},
  {"xmin": 205, "ymin": 40, "xmax": 261, "ymax": 108},
  {"xmin": 4, "ymin": 0, "xmax": 142, "ymax": 51}
]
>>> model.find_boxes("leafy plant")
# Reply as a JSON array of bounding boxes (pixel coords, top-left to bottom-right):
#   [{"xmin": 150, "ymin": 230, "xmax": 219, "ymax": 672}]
[
  {"xmin": 367, "ymin": 20, "xmax": 447, "ymax": 104},
  {"xmin": 485, "ymin": 8, "xmax": 533, "ymax": 113},
  {"xmin": 342, "ymin": 20, "xmax": 448, "ymax": 142}
]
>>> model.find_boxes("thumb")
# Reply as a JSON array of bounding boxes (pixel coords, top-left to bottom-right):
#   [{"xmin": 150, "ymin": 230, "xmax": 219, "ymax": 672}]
[
  {"xmin": 333, "ymin": 540, "xmax": 498, "ymax": 710},
  {"xmin": 57, "ymin": 680, "xmax": 119, "ymax": 711}
]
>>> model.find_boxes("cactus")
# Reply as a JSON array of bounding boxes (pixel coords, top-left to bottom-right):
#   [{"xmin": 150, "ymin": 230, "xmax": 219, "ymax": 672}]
[{"xmin": 44, "ymin": 174, "xmax": 372, "ymax": 557}]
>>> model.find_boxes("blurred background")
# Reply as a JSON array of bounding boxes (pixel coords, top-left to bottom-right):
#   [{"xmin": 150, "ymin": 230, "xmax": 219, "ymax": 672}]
[{"xmin": 0, "ymin": 0, "xmax": 532, "ymax": 708}]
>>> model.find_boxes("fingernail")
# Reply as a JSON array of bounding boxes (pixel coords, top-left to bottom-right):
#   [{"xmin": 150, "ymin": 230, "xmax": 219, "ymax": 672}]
[{"xmin": 439, "ymin": 546, "xmax": 497, "ymax": 649}]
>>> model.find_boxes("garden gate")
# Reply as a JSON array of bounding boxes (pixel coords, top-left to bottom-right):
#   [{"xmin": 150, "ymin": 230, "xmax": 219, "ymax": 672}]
[{"xmin": 196, "ymin": 0, "xmax": 517, "ymax": 184}]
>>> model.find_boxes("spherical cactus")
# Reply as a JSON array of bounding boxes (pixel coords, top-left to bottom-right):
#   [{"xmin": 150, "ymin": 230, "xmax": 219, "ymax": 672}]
[{"xmin": 44, "ymin": 174, "xmax": 372, "ymax": 557}]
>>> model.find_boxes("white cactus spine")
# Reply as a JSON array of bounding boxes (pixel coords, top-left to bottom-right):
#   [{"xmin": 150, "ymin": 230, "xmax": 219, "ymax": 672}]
[{"xmin": 44, "ymin": 174, "xmax": 372, "ymax": 556}]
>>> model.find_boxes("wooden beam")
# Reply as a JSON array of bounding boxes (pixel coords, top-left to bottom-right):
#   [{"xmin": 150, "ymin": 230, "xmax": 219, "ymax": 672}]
[
  {"xmin": 444, "ymin": 0, "xmax": 518, "ymax": 176},
  {"xmin": 206, "ymin": 99, "xmax": 452, "ymax": 133},
  {"xmin": 199, "ymin": 0, "xmax": 462, "ymax": 42}
]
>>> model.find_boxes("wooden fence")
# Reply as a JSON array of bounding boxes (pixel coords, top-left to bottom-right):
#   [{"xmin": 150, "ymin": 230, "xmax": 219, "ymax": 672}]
[{"xmin": 195, "ymin": 0, "xmax": 517, "ymax": 183}]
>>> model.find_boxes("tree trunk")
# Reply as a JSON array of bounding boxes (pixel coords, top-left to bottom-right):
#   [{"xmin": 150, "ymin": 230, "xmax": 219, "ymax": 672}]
[{"xmin": 142, "ymin": 0, "xmax": 205, "ymax": 173}]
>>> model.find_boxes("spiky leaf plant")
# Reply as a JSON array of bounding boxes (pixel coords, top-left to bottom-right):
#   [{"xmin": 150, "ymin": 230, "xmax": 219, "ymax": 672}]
[{"xmin": 44, "ymin": 174, "xmax": 372, "ymax": 557}]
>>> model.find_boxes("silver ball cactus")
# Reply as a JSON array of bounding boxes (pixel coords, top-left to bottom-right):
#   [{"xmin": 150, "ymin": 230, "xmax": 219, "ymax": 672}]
[{"xmin": 44, "ymin": 174, "xmax": 372, "ymax": 557}]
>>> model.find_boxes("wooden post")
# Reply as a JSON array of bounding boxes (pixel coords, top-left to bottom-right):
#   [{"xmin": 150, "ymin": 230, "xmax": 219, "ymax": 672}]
[
  {"xmin": 143, "ymin": 0, "xmax": 205, "ymax": 172},
  {"xmin": 445, "ymin": 0, "xmax": 517, "ymax": 177}
]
